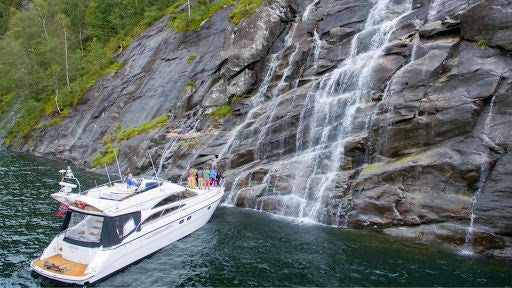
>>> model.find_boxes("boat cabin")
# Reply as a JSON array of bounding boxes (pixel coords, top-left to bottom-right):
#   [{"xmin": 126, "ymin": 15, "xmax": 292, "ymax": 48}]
[{"xmin": 60, "ymin": 188, "xmax": 198, "ymax": 248}]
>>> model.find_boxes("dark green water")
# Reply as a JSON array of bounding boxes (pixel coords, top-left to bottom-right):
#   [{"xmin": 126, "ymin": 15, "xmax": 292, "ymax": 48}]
[{"xmin": 1, "ymin": 150, "xmax": 511, "ymax": 287}]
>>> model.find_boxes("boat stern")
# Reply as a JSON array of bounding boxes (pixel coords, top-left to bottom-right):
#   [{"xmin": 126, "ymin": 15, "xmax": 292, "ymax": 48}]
[{"xmin": 31, "ymin": 254, "xmax": 96, "ymax": 285}]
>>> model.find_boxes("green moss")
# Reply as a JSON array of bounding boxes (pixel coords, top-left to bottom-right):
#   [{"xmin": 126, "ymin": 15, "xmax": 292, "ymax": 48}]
[
  {"xmin": 209, "ymin": 103, "xmax": 232, "ymax": 120},
  {"xmin": 115, "ymin": 114, "xmax": 169, "ymax": 141},
  {"xmin": 92, "ymin": 114, "xmax": 168, "ymax": 167},
  {"xmin": 0, "ymin": 93, "xmax": 14, "ymax": 116},
  {"xmin": 229, "ymin": 0, "xmax": 264, "ymax": 25},
  {"xmin": 186, "ymin": 81, "xmax": 195, "ymax": 87},
  {"xmin": 476, "ymin": 38, "xmax": 487, "ymax": 48},
  {"xmin": 104, "ymin": 61, "xmax": 125, "ymax": 74},
  {"xmin": 90, "ymin": 143, "xmax": 119, "ymax": 168},
  {"xmin": 103, "ymin": 135, "xmax": 115, "ymax": 145},
  {"xmin": 181, "ymin": 139, "xmax": 202, "ymax": 147},
  {"xmin": 187, "ymin": 54, "xmax": 197, "ymax": 63},
  {"xmin": 169, "ymin": 0, "xmax": 231, "ymax": 31},
  {"xmin": 342, "ymin": 195, "xmax": 352, "ymax": 206},
  {"xmin": 113, "ymin": 122, "xmax": 121, "ymax": 132},
  {"xmin": 168, "ymin": 0, "xmax": 265, "ymax": 30}
]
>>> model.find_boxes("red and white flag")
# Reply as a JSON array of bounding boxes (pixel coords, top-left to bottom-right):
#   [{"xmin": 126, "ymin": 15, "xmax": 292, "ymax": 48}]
[{"xmin": 56, "ymin": 202, "xmax": 69, "ymax": 217}]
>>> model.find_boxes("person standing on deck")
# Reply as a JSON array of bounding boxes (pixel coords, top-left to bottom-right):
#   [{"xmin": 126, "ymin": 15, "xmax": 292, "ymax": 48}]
[
  {"xmin": 209, "ymin": 167, "xmax": 217, "ymax": 186},
  {"xmin": 197, "ymin": 167, "xmax": 204, "ymax": 189},
  {"xmin": 188, "ymin": 167, "xmax": 197, "ymax": 188},
  {"xmin": 217, "ymin": 170, "xmax": 224, "ymax": 186},
  {"xmin": 203, "ymin": 167, "xmax": 210, "ymax": 189}
]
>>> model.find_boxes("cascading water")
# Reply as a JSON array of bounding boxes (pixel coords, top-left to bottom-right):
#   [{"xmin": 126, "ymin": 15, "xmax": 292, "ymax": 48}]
[
  {"xmin": 222, "ymin": 0, "xmax": 414, "ymax": 225},
  {"xmin": 461, "ymin": 95, "xmax": 497, "ymax": 255},
  {"xmin": 310, "ymin": 30, "xmax": 322, "ymax": 76},
  {"xmin": 217, "ymin": 52, "xmax": 279, "ymax": 162},
  {"xmin": 291, "ymin": 0, "xmax": 413, "ymax": 223},
  {"xmin": 302, "ymin": 0, "xmax": 319, "ymax": 22},
  {"xmin": 220, "ymin": 1, "xmax": 319, "ymax": 204},
  {"xmin": 427, "ymin": 0, "xmax": 442, "ymax": 22}
]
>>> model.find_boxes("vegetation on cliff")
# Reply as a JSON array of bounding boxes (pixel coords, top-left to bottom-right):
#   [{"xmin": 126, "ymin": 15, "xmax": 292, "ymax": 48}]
[
  {"xmin": 91, "ymin": 114, "xmax": 169, "ymax": 168},
  {"xmin": 0, "ymin": 0, "xmax": 263, "ymax": 147}
]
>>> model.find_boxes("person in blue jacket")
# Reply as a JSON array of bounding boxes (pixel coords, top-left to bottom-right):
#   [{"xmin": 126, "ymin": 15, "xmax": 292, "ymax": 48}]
[
  {"xmin": 126, "ymin": 173, "xmax": 135, "ymax": 186},
  {"xmin": 209, "ymin": 167, "xmax": 217, "ymax": 186}
]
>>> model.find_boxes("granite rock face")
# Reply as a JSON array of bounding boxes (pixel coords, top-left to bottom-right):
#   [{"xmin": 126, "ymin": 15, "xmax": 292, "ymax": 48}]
[{"xmin": 10, "ymin": 0, "xmax": 512, "ymax": 258}]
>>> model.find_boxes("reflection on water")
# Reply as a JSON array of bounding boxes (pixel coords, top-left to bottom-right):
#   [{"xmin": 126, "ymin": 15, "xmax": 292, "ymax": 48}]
[{"xmin": 0, "ymin": 150, "xmax": 511, "ymax": 287}]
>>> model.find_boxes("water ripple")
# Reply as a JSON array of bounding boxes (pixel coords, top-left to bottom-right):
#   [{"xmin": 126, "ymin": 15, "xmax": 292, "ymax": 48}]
[{"xmin": 1, "ymin": 150, "xmax": 511, "ymax": 287}]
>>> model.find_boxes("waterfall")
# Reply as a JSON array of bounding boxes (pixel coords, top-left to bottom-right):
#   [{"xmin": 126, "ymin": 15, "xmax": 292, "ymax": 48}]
[
  {"xmin": 222, "ymin": 0, "xmax": 414, "ymax": 224},
  {"xmin": 289, "ymin": 0, "xmax": 413, "ymax": 222},
  {"xmin": 218, "ymin": 7, "xmax": 307, "ymax": 161},
  {"xmin": 461, "ymin": 95, "xmax": 497, "ymax": 255},
  {"xmin": 427, "ymin": 0, "xmax": 442, "ymax": 22},
  {"xmin": 217, "ymin": 53, "xmax": 278, "ymax": 161},
  {"xmin": 305, "ymin": 30, "xmax": 322, "ymax": 77},
  {"xmin": 302, "ymin": 0, "xmax": 319, "ymax": 22},
  {"xmin": 257, "ymin": 28, "xmax": 302, "ymax": 158}
]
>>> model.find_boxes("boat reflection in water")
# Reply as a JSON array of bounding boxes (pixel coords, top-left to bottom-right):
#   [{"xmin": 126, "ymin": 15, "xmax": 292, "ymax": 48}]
[{"xmin": 31, "ymin": 167, "xmax": 224, "ymax": 285}]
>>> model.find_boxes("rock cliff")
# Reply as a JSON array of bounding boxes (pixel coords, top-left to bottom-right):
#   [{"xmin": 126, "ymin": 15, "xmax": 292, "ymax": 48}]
[{"xmin": 11, "ymin": 0, "xmax": 512, "ymax": 258}]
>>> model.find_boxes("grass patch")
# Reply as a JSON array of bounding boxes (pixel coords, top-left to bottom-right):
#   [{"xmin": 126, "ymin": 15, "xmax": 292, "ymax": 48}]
[
  {"xmin": 209, "ymin": 103, "xmax": 232, "ymax": 120},
  {"xmin": 90, "ymin": 143, "xmax": 120, "ymax": 168},
  {"xmin": 229, "ymin": 0, "xmax": 264, "ymax": 24},
  {"xmin": 476, "ymin": 38, "xmax": 487, "ymax": 48},
  {"xmin": 168, "ymin": 0, "xmax": 265, "ymax": 31},
  {"xmin": 115, "ymin": 114, "xmax": 169, "ymax": 141},
  {"xmin": 187, "ymin": 54, "xmax": 197, "ymax": 63},
  {"xmin": 181, "ymin": 139, "xmax": 202, "ymax": 147},
  {"xmin": 92, "ymin": 114, "xmax": 169, "ymax": 168}
]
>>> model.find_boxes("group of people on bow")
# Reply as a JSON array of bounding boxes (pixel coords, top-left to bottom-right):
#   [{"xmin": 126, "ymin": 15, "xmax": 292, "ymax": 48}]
[{"xmin": 187, "ymin": 166, "xmax": 222, "ymax": 189}]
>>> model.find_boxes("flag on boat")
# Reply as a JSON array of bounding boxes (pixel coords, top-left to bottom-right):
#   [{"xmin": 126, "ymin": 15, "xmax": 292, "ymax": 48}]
[{"xmin": 56, "ymin": 202, "xmax": 69, "ymax": 217}]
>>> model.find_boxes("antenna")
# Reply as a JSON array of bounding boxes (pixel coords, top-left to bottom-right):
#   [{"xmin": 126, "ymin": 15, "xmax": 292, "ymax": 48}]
[
  {"xmin": 148, "ymin": 152, "xmax": 158, "ymax": 179},
  {"xmin": 104, "ymin": 164, "xmax": 112, "ymax": 185},
  {"xmin": 114, "ymin": 149, "xmax": 123, "ymax": 181}
]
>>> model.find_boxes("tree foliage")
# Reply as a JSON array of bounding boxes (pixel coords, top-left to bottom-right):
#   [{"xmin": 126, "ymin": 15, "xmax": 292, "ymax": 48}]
[
  {"xmin": 0, "ymin": 0, "xmax": 170, "ymax": 145},
  {"xmin": 0, "ymin": 0, "xmax": 23, "ymax": 35},
  {"xmin": 0, "ymin": 0, "xmax": 266, "ymax": 145}
]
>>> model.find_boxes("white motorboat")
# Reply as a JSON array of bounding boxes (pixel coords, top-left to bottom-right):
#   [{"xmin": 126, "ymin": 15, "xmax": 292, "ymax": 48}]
[{"xmin": 31, "ymin": 167, "xmax": 224, "ymax": 285}]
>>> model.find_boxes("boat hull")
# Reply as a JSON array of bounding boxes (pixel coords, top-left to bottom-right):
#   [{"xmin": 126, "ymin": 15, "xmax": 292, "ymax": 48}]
[{"xmin": 31, "ymin": 190, "xmax": 223, "ymax": 285}]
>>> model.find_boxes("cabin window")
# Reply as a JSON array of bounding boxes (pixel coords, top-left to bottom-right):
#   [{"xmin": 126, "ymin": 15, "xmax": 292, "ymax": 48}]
[
  {"xmin": 63, "ymin": 211, "xmax": 141, "ymax": 247},
  {"xmin": 142, "ymin": 204, "xmax": 185, "ymax": 227},
  {"xmin": 63, "ymin": 212, "xmax": 104, "ymax": 246},
  {"xmin": 152, "ymin": 190, "xmax": 197, "ymax": 209},
  {"xmin": 101, "ymin": 212, "xmax": 141, "ymax": 247}
]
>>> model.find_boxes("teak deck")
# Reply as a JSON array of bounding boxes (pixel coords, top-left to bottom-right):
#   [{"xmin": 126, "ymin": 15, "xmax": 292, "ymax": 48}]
[{"xmin": 32, "ymin": 254, "xmax": 88, "ymax": 277}]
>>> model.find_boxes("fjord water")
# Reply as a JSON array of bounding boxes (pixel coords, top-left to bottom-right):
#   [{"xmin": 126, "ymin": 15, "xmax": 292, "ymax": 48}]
[{"xmin": 1, "ymin": 150, "xmax": 511, "ymax": 287}]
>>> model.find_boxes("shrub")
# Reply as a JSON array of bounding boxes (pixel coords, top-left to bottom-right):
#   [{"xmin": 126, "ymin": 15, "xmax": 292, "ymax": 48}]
[
  {"xmin": 114, "ymin": 114, "xmax": 169, "ymax": 141},
  {"xmin": 169, "ymin": 0, "xmax": 231, "ymax": 31},
  {"xmin": 90, "ymin": 143, "xmax": 119, "ymax": 168},
  {"xmin": 476, "ymin": 38, "xmax": 487, "ymax": 48}
]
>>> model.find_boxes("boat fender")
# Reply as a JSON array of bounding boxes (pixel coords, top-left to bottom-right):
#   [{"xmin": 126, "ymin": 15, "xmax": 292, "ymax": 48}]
[{"xmin": 75, "ymin": 200, "xmax": 86, "ymax": 209}]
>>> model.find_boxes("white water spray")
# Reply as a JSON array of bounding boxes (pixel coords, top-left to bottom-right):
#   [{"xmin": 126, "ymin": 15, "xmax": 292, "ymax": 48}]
[{"xmin": 461, "ymin": 95, "xmax": 497, "ymax": 255}]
